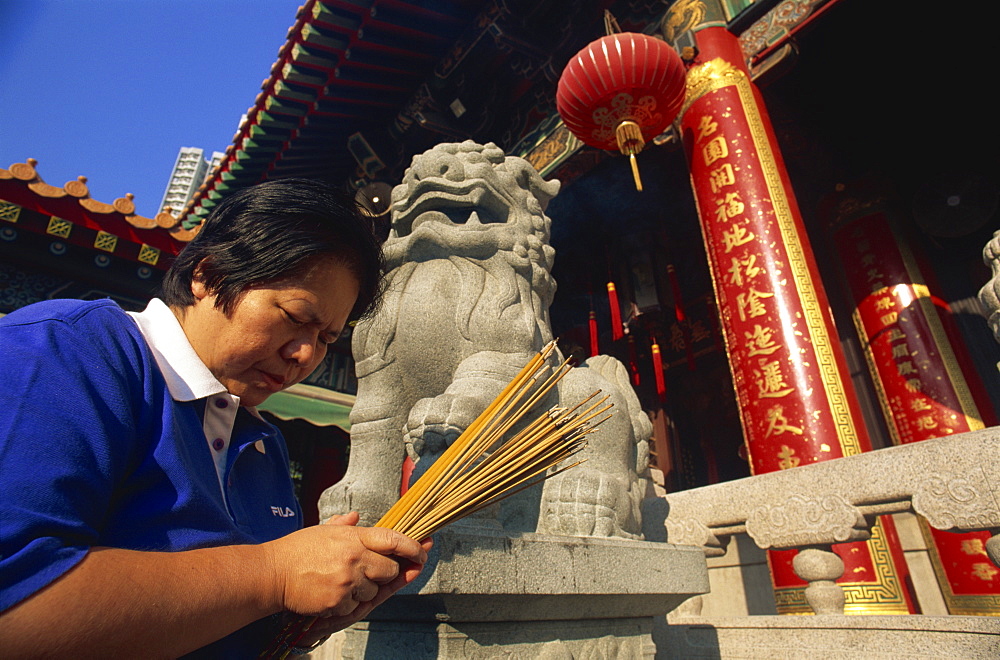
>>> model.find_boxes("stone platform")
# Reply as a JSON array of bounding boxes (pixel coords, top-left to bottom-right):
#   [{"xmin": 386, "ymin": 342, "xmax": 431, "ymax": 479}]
[
  {"xmin": 656, "ymin": 614, "xmax": 1000, "ymax": 659},
  {"xmin": 316, "ymin": 527, "xmax": 709, "ymax": 658}
]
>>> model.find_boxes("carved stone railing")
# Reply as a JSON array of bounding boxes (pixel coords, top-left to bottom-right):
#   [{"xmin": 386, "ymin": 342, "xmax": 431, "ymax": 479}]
[{"xmin": 661, "ymin": 428, "xmax": 1000, "ymax": 615}]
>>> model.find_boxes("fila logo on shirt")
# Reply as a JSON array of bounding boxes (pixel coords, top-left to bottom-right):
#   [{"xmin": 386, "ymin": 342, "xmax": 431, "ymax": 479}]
[{"xmin": 270, "ymin": 506, "xmax": 296, "ymax": 518}]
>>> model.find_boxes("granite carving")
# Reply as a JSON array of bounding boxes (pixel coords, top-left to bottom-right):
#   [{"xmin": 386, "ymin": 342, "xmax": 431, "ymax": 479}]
[{"xmin": 320, "ymin": 140, "xmax": 652, "ymax": 538}]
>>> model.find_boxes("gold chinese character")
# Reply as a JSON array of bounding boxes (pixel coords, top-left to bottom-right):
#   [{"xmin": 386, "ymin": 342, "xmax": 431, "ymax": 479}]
[
  {"xmin": 697, "ymin": 115, "xmax": 718, "ymax": 140},
  {"xmin": 916, "ymin": 415, "xmax": 938, "ymax": 430},
  {"xmin": 737, "ymin": 289, "xmax": 773, "ymax": 322},
  {"xmin": 897, "ymin": 361, "xmax": 917, "ymax": 376},
  {"xmin": 745, "ymin": 324, "xmax": 780, "ymax": 356},
  {"xmin": 905, "ymin": 378, "xmax": 922, "ymax": 392},
  {"xmin": 866, "ymin": 268, "xmax": 882, "ymax": 282},
  {"xmin": 860, "ymin": 253, "xmax": 876, "ymax": 266},
  {"xmin": 874, "ymin": 296, "xmax": 894, "ymax": 311},
  {"xmin": 888, "ymin": 329, "xmax": 906, "ymax": 342},
  {"xmin": 880, "ymin": 312, "xmax": 898, "ymax": 326},
  {"xmin": 910, "ymin": 398, "xmax": 932, "ymax": 412},
  {"xmin": 708, "ymin": 163, "xmax": 735, "ymax": 193},
  {"xmin": 668, "ymin": 323, "xmax": 686, "ymax": 352},
  {"xmin": 703, "ymin": 136, "xmax": 729, "ymax": 167},
  {"xmin": 777, "ymin": 444, "xmax": 799, "ymax": 470},
  {"xmin": 962, "ymin": 539, "xmax": 988, "ymax": 556},
  {"xmin": 728, "ymin": 253, "xmax": 761, "ymax": 286},
  {"xmin": 972, "ymin": 562, "xmax": 999, "ymax": 581},
  {"xmin": 689, "ymin": 320, "xmax": 710, "ymax": 343},
  {"xmin": 714, "ymin": 192, "xmax": 745, "ymax": 222},
  {"xmin": 891, "ymin": 344, "xmax": 910, "ymax": 359},
  {"xmin": 755, "ymin": 358, "xmax": 795, "ymax": 398},
  {"xmin": 722, "ymin": 223, "xmax": 755, "ymax": 253},
  {"xmin": 765, "ymin": 405, "xmax": 803, "ymax": 438}
]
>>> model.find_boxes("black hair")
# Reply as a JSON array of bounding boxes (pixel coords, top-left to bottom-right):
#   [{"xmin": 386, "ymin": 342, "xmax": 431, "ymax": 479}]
[{"xmin": 160, "ymin": 178, "xmax": 385, "ymax": 321}]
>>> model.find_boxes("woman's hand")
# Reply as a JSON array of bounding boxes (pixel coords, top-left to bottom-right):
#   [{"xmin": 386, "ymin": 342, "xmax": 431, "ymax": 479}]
[
  {"xmin": 269, "ymin": 512, "xmax": 433, "ymax": 648},
  {"xmin": 262, "ymin": 512, "xmax": 431, "ymax": 623}
]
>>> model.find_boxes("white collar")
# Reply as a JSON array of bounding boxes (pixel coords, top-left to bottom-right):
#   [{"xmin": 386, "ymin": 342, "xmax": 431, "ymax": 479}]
[{"xmin": 128, "ymin": 298, "xmax": 231, "ymax": 403}]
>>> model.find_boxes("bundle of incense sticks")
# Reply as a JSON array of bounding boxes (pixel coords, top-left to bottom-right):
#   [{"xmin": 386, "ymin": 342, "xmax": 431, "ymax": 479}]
[{"xmin": 261, "ymin": 341, "xmax": 612, "ymax": 659}]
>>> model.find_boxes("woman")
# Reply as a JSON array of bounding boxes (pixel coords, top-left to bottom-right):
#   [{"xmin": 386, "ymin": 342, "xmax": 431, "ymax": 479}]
[{"xmin": 0, "ymin": 179, "xmax": 429, "ymax": 657}]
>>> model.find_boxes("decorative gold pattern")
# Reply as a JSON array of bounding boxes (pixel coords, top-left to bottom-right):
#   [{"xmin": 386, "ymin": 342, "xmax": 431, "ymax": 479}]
[
  {"xmin": 46, "ymin": 217, "xmax": 72, "ymax": 239},
  {"xmin": 683, "ymin": 58, "xmax": 744, "ymax": 116},
  {"xmin": 524, "ymin": 124, "xmax": 581, "ymax": 176},
  {"xmin": 739, "ymin": 0, "xmax": 823, "ymax": 62},
  {"xmin": 662, "ymin": 0, "xmax": 711, "ymax": 45},
  {"xmin": 138, "ymin": 244, "xmax": 160, "ymax": 266},
  {"xmin": 775, "ymin": 519, "xmax": 910, "ymax": 614},
  {"xmin": 853, "ymin": 308, "xmax": 903, "ymax": 445},
  {"xmin": 0, "ymin": 201, "xmax": 21, "ymax": 223},
  {"xmin": 94, "ymin": 231, "xmax": 118, "ymax": 253}
]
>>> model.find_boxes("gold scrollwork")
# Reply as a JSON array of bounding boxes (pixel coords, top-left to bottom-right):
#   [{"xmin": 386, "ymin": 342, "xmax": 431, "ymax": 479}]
[
  {"xmin": 683, "ymin": 58, "xmax": 745, "ymax": 116},
  {"xmin": 662, "ymin": 0, "xmax": 711, "ymax": 45},
  {"xmin": 524, "ymin": 125, "xmax": 580, "ymax": 176}
]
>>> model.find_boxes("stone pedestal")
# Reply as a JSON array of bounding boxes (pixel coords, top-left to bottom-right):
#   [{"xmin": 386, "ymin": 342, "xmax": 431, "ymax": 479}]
[{"xmin": 321, "ymin": 527, "xmax": 709, "ymax": 659}]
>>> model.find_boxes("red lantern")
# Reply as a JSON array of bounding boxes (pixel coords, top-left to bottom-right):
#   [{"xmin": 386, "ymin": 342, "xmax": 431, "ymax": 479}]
[{"xmin": 556, "ymin": 20, "xmax": 686, "ymax": 191}]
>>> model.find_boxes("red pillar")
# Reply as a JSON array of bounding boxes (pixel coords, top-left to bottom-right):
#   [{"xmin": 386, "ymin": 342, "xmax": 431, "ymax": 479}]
[
  {"xmin": 663, "ymin": 5, "xmax": 915, "ymax": 614},
  {"xmin": 826, "ymin": 183, "xmax": 1000, "ymax": 614}
]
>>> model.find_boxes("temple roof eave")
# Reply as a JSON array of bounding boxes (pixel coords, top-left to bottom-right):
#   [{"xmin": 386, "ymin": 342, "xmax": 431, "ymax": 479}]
[
  {"xmin": 0, "ymin": 160, "xmax": 197, "ymax": 260},
  {"xmin": 179, "ymin": 0, "xmax": 484, "ymax": 227}
]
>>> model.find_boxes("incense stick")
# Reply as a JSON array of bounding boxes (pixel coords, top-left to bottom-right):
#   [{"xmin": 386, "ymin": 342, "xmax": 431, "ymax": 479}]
[{"xmin": 260, "ymin": 342, "xmax": 609, "ymax": 659}]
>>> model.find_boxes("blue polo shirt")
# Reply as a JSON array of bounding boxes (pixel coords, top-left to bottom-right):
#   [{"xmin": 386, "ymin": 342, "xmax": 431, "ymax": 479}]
[{"xmin": 0, "ymin": 298, "xmax": 303, "ymax": 656}]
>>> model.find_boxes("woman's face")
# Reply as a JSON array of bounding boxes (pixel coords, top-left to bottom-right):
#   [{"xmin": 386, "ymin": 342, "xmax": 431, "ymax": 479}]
[{"xmin": 178, "ymin": 255, "xmax": 360, "ymax": 407}]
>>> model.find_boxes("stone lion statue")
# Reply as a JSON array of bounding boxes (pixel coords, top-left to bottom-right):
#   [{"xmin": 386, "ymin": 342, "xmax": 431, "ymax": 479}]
[
  {"xmin": 980, "ymin": 231, "xmax": 1000, "ymax": 342},
  {"xmin": 319, "ymin": 141, "xmax": 652, "ymax": 539}
]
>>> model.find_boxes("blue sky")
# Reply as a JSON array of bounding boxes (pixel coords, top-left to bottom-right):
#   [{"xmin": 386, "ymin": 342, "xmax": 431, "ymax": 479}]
[{"xmin": 0, "ymin": 0, "xmax": 304, "ymax": 218}]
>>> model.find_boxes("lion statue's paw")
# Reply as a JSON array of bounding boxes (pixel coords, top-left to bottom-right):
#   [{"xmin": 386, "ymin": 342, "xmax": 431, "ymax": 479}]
[
  {"xmin": 318, "ymin": 476, "xmax": 394, "ymax": 527},
  {"xmin": 402, "ymin": 392, "xmax": 486, "ymax": 459},
  {"xmin": 538, "ymin": 467, "xmax": 642, "ymax": 540}
]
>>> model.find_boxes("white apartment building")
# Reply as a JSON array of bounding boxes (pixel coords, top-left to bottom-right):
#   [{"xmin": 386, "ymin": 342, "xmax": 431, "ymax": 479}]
[{"xmin": 158, "ymin": 147, "xmax": 224, "ymax": 216}]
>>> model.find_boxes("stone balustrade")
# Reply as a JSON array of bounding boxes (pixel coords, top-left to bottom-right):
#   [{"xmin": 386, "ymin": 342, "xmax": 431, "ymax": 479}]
[{"xmin": 660, "ymin": 428, "xmax": 1000, "ymax": 615}]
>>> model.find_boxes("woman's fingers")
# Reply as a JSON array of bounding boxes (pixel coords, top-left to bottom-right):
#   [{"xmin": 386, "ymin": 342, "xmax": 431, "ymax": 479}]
[
  {"xmin": 323, "ymin": 511, "xmax": 360, "ymax": 526},
  {"xmin": 353, "ymin": 580, "xmax": 380, "ymax": 603},
  {"xmin": 356, "ymin": 526, "xmax": 428, "ymax": 565}
]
